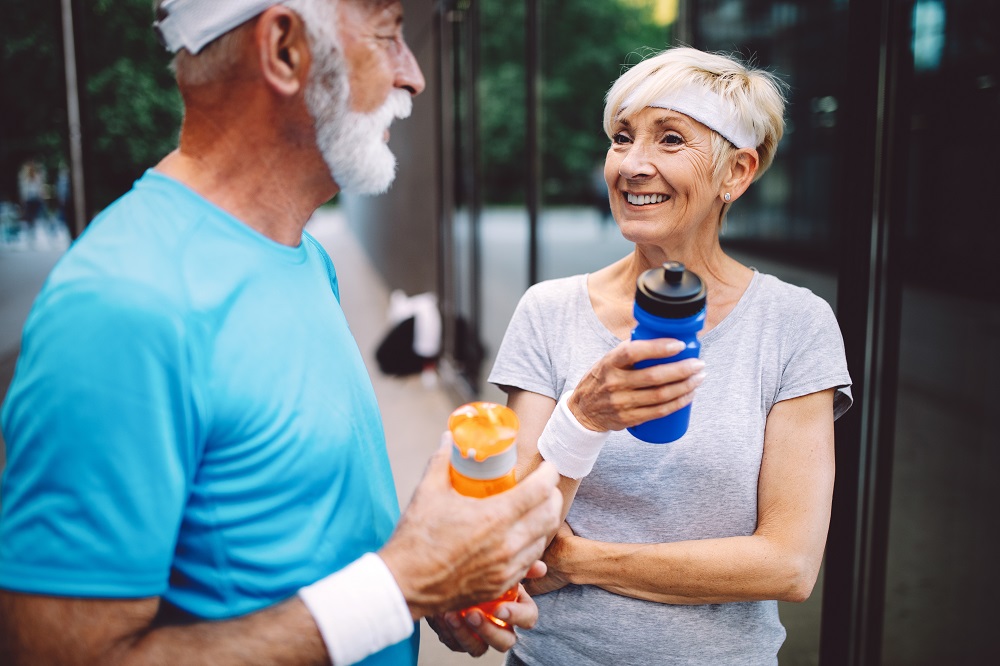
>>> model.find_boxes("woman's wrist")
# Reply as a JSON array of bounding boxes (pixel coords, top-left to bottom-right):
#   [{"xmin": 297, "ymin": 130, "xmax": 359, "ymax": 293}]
[
  {"xmin": 536, "ymin": 391, "xmax": 610, "ymax": 479},
  {"xmin": 549, "ymin": 531, "xmax": 585, "ymax": 586}
]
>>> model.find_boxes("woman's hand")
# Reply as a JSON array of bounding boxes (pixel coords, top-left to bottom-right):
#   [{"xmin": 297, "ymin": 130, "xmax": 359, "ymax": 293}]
[
  {"xmin": 523, "ymin": 522, "xmax": 576, "ymax": 597},
  {"xmin": 570, "ymin": 339, "xmax": 706, "ymax": 432}
]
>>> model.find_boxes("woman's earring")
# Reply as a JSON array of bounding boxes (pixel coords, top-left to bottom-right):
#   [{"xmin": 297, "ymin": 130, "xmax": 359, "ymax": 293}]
[{"xmin": 724, "ymin": 192, "xmax": 732, "ymax": 202}]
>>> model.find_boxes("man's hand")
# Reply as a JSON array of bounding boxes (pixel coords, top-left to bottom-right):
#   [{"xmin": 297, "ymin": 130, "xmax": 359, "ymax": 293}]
[
  {"xmin": 426, "ymin": 581, "xmax": 539, "ymax": 657},
  {"xmin": 380, "ymin": 438, "xmax": 563, "ymax": 620}
]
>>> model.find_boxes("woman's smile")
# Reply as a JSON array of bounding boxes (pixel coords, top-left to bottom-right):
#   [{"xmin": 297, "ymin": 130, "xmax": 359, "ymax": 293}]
[{"xmin": 625, "ymin": 192, "xmax": 670, "ymax": 206}]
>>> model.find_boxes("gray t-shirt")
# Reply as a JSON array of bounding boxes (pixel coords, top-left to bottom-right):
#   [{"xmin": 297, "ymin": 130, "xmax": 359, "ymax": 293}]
[{"xmin": 489, "ymin": 270, "xmax": 852, "ymax": 666}]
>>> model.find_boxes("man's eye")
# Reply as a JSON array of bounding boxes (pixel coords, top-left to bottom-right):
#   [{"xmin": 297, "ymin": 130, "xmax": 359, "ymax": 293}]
[{"xmin": 378, "ymin": 34, "xmax": 403, "ymax": 53}]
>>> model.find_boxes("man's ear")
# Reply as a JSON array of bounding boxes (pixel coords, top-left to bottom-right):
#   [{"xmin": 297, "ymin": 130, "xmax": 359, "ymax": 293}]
[
  {"xmin": 720, "ymin": 148, "xmax": 760, "ymax": 203},
  {"xmin": 256, "ymin": 6, "xmax": 310, "ymax": 97}
]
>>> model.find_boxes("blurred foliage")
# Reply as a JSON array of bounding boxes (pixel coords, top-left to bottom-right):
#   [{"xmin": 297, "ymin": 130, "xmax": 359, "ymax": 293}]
[
  {"xmin": 479, "ymin": 0, "xmax": 672, "ymax": 204},
  {"xmin": 0, "ymin": 0, "xmax": 670, "ymax": 213},
  {"xmin": 0, "ymin": 0, "xmax": 181, "ymax": 215}
]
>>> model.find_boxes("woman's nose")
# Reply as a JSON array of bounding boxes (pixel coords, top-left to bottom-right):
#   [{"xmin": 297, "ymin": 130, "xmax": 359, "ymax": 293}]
[{"xmin": 617, "ymin": 142, "xmax": 655, "ymax": 180}]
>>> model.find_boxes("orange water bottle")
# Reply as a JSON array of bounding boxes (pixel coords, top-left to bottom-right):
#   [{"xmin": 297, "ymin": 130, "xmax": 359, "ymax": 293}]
[{"xmin": 448, "ymin": 401, "xmax": 520, "ymax": 627}]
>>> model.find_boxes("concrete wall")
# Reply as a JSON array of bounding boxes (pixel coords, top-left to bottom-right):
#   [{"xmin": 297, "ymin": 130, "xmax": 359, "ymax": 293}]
[{"xmin": 340, "ymin": 0, "xmax": 440, "ymax": 297}]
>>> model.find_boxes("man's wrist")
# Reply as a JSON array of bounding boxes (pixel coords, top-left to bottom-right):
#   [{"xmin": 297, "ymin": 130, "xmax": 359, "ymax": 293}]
[{"xmin": 298, "ymin": 553, "xmax": 414, "ymax": 665}]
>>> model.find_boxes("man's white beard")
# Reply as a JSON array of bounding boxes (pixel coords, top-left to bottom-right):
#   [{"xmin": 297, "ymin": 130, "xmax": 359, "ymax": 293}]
[{"xmin": 304, "ymin": 45, "xmax": 412, "ymax": 195}]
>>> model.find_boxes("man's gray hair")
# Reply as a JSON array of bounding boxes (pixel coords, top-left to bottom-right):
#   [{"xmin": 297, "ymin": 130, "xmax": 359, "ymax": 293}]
[{"xmin": 154, "ymin": 0, "xmax": 340, "ymax": 87}]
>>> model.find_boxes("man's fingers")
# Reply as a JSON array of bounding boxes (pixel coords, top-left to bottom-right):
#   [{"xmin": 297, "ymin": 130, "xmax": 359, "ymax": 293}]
[
  {"xmin": 486, "ymin": 461, "xmax": 561, "ymax": 524},
  {"xmin": 414, "ymin": 433, "xmax": 455, "ymax": 493},
  {"xmin": 440, "ymin": 612, "xmax": 488, "ymax": 656}
]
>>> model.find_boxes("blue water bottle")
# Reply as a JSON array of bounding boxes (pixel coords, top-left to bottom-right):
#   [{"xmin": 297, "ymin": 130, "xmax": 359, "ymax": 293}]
[{"xmin": 628, "ymin": 261, "xmax": 707, "ymax": 443}]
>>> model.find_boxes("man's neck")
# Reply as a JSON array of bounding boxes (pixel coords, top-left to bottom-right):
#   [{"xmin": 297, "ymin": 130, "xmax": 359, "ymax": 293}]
[{"xmin": 156, "ymin": 106, "xmax": 337, "ymax": 247}]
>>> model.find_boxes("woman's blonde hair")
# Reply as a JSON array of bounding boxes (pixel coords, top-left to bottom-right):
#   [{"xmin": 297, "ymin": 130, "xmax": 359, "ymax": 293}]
[{"xmin": 603, "ymin": 47, "xmax": 787, "ymax": 182}]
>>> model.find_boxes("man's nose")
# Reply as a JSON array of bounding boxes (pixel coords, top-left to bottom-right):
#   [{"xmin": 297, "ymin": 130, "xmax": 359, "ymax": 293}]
[{"xmin": 396, "ymin": 39, "xmax": 425, "ymax": 96}]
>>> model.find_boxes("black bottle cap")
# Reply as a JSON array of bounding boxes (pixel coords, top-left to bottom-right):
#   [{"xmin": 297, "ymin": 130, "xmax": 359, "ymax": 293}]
[{"xmin": 634, "ymin": 261, "xmax": 707, "ymax": 319}]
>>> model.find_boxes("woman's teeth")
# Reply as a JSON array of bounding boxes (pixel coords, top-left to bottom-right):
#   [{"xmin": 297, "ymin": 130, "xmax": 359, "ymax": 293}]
[{"xmin": 626, "ymin": 193, "xmax": 667, "ymax": 206}]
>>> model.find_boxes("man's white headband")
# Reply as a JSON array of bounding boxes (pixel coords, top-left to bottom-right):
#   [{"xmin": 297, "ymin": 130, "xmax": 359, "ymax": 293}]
[
  {"xmin": 622, "ymin": 85, "xmax": 760, "ymax": 149},
  {"xmin": 154, "ymin": 0, "xmax": 284, "ymax": 54}
]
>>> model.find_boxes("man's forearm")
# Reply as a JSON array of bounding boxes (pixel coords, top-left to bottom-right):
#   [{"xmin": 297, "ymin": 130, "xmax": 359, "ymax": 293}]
[{"xmin": 0, "ymin": 591, "xmax": 330, "ymax": 666}]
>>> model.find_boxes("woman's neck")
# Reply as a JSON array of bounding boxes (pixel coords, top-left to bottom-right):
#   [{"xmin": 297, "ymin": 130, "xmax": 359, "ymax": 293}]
[{"xmin": 588, "ymin": 242, "xmax": 753, "ymax": 340}]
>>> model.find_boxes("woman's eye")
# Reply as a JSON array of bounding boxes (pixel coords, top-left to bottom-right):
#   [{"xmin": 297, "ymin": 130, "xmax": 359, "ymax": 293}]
[
  {"xmin": 613, "ymin": 133, "xmax": 632, "ymax": 145},
  {"xmin": 662, "ymin": 134, "xmax": 683, "ymax": 145}
]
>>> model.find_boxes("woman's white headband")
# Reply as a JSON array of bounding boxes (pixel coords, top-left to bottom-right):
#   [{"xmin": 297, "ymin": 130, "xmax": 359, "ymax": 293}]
[
  {"xmin": 154, "ymin": 0, "xmax": 285, "ymax": 54},
  {"xmin": 622, "ymin": 85, "xmax": 760, "ymax": 149}
]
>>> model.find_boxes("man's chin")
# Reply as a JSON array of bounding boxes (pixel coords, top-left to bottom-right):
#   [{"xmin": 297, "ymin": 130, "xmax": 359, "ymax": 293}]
[
  {"xmin": 322, "ymin": 139, "xmax": 399, "ymax": 196},
  {"xmin": 331, "ymin": 166, "xmax": 397, "ymax": 196}
]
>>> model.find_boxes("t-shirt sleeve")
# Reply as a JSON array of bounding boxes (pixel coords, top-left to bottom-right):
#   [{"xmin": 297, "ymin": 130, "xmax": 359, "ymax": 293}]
[
  {"xmin": 0, "ymin": 280, "xmax": 198, "ymax": 597},
  {"xmin": 774, "ymin": 294, "xmax": 853, "ymax": 420},
  {"xmin": 488, "ymin": 286, "xmax": 559, "ymax": 400}
]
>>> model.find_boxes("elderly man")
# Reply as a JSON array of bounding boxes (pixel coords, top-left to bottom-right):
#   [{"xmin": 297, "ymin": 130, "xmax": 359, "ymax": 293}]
[{"xmin": 0, "ymin": 1, "xmax": 561, "ymax": 664}]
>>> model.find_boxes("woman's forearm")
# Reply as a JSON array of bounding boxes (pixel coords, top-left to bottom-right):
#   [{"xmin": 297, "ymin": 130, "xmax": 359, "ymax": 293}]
[{"xmin": 554, "ymin": 533, "xmax": 819, "ymax": 605}]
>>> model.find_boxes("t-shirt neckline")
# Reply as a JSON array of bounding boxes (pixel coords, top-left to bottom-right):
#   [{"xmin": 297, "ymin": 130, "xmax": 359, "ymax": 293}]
[
  {"xmin": 581, "ymin": 269, "xmax": 762, "ymax": 347},
  {"xmin": 141, "ymin": 169, "xmax": 308, "ymax": 263}
]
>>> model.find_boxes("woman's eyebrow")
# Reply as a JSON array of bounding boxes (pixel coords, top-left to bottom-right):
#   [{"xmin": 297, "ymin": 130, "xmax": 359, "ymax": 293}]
[{"xmin": 653, "ymin": 112, "xmax": 693, "ymax": 129}]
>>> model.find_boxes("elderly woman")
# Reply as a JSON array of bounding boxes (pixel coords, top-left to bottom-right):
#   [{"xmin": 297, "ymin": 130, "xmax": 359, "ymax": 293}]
[{"xmin": 488, "ymin": 47, "xmax": 852, "ymax": 665}]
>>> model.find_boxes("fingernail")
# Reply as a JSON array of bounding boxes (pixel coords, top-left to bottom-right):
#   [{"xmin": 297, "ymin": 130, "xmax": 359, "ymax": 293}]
[
  {"xmin": 494, "ymin": 606, "xmax": 511, "ymax": 621},
  {"xmin": 689, "ymin": 359, "xmax": 706, "ymax": 371},
  {"xmin": 692, "ymin": 371, "xmax": 707, "ymax": 385},
  {"xmin": 465, "ymin": 610, "xmax": 483, "ymax": 627},
  {"xmin": 446, "ymin": 613, "xmax": 462, "ymax": 629},
  {"xmin": 665, "ymin": 340, "xmax": 686, "ymax": 353}
]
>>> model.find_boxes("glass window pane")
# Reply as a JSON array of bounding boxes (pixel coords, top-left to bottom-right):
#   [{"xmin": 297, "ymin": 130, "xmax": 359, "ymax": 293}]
[
  {"xmin": 692, "ymin": 2, "xmax": 850, "ymax": 663},
  {"xmin": 881, "ymin": 2, "xmax": 1000, "ymax": 663}
]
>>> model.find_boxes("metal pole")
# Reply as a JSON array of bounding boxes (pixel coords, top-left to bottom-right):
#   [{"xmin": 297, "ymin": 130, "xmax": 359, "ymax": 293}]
[
  {"xmin": 61, "ymin": 0, "xmax": 87, "ymax": 237},
  {"xmin": 525, "ymin": 0, "xmax": 540, "ymax": 286}
]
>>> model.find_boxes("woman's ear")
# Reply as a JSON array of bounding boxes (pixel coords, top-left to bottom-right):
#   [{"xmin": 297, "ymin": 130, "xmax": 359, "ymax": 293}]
[
  {"xmin": 256, "ymin": 6, "xmax": 310, "ymax": 97},
  {"xmin": 720, "ymin": 148, "xmax": 760, "ymax": 203}
]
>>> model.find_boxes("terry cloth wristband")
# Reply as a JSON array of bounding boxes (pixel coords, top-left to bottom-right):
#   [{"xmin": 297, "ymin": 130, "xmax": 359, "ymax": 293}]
[
  {"xmin": 299, "ymin": 553, "xmax": 414, "ymax": 666},
  {"xmin": 536, "ymin": 391, "xmax": 610, "ymax": 479}
]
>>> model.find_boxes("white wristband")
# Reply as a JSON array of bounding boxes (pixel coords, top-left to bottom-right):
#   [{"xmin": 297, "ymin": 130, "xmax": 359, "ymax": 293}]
[
  {"xmin": 299, "ymin": 553, "xmax": 414, "ymax": 666},
  {"xmin": 536, "ymin": 391, "xmax": 610, "ymax": 479}
]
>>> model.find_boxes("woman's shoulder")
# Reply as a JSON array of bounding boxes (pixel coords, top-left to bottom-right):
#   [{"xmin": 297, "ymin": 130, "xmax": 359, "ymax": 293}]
[
  {"xmin": 752, "ymin": 272, "xmax": 838, "ymax": 322},
  {"xmin": 521, "ymin": 273, "xmax": 588, "ymax": 308}
]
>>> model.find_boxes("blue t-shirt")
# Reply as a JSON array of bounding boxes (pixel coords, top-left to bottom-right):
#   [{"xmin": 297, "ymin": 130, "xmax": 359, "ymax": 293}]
[{"xmin": 0, "ymin": 171, "xmax": 418, "ymax": 664}]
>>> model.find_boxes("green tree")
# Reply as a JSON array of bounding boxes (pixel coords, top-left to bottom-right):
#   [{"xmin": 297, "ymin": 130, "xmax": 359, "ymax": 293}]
[
  {"xmin": 0, "ymin": 2, "xmax": 66, "ymax": 202},
  {"xmin": 0, "ymin": 0, "xmax": 181, "ymax": 217},
  {"xmin": 479, "ymin": 0, "xmax": 671, "ymax": 204},
  {"xmin": 78, "ymin": 0, "xmax": 182, "ymax": 213}
]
